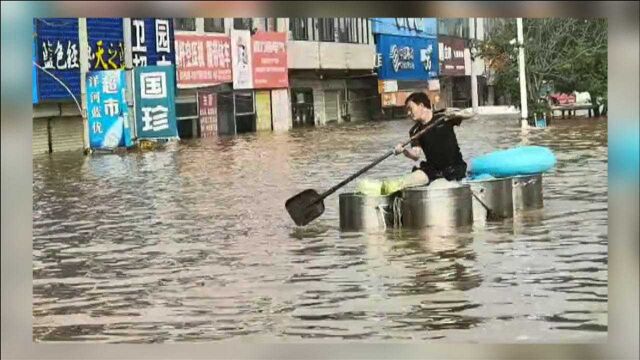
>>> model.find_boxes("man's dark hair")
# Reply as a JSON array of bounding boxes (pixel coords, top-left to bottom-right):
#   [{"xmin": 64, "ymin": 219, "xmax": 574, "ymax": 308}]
[{"xmin": 405, "ymin": 92, "xmax": 431, "ymax": 109}]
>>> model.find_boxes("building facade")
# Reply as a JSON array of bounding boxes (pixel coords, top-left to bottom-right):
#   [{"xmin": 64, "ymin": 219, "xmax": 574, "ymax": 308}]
[
  {"xmin": 436, "ymin": 18, "xmax": 504, "ymax": 110},
  {"xmin": 34, "ymin": 18, "xmax": 479, "ymax": 154},
  {"xmin": 287, "ymin": 18, "xmax": 378, "ymax": 126},
  {"xmin": 371, "ymin": 18, "xmax": 439, "ymax": 116}
]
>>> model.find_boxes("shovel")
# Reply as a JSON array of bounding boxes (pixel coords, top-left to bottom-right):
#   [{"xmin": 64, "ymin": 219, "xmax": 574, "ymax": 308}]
[{"xmin": 285, "ymin": 115, "xmax": 459, "ymax": 226}]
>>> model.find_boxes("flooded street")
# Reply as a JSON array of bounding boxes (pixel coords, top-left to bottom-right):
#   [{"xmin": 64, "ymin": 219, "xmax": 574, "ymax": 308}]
[{"xmin": 32, "ymin": 115, "xmax": 608, "ymax": 343}]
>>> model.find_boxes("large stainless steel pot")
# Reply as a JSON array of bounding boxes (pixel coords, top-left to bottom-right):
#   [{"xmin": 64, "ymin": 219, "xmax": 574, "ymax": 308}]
[
  {"xmin": 339, "ymin": 193, "xmax": 394, "ymax": 232},
  {"xmin": 465, "ymin": 177, "xmax": 514, "ymax": 220},
  {"xmin": 400, "ymin": 184, "xmax": 473, "ymax": 229},
  {"xmin": 512, "ymin": 174, "xmax": 543, "ymax": 211}
]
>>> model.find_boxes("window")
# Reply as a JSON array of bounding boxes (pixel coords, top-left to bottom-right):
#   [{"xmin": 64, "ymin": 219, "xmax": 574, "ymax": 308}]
[
  {"xmin": 176, "ymin": 99, "xmax": 198, "ymax": 120},
  {"xmin": 263, "ymin": 17, "xmax": 276, "ymax": 32},
  {"xmin": 364, "ymin": 18, "xmax": 369, "ymax": 44},
  {"xmin": 337, "ymin": 18, "xmax": 353, "ymax": 43},
  {"xmin": 174, "ymin": 18, "xmax": 196, "ymax": 31},
  {"xmin": 204, "ymin": 18, "xmax": 225, "ymax": 33},
  {"xmin": 233, "ymin": 18, "xmax": 253, "ymax": 31},
  {"xmin": 290, "ymin": 18, "xmax": 309, "ymax": 40},
  {"xmin": 234, "ymin": 91, "xmax": 254, "ymax": 115},
  {"xmin": 318, "ymin": 18, "xmax": 335, "ymax": 42},
  {"xmin": 438, "ymin": 18, "xmax": 470, "ymax": 38}
]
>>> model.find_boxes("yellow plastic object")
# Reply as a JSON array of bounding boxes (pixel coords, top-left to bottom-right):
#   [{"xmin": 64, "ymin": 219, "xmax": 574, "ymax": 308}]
[
  {"xmin": 381, "ymin": 178, "xmax": 405, "ymax": 195},
  {"xmin": 355, "ymin": 179, "xmax": 383, "ymax": 196}
]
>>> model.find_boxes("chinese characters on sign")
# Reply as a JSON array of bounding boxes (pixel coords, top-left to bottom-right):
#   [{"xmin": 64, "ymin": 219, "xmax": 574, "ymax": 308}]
[
  {"xmin": 134, "ymin": 65, "xmax": 178, "ymax": 139},
  {"xmin": 391, "ymin": 45, "xmax": 414, "ymax": 72},
  {"xmin": 140, "ymin": 72, "xmax": 167, "ymax": 99},
  {"xmin": 86, "ymin": 70, "xmax": 132, "ymax": 150},
  {"xmin": 419, "ymin": 45, "xmax": 434, "ymax": 74},
  {"xmin": 175, "ymin": 34, "xmax": 231, "ymax": 88},
  {"xmin": 35, "ymin": 18, "xmax": 81, "ymax": 101},
  {"xmin": 198, "ymin": 92, "xmax": 218, "ymax": 137},
  {"xmin": 88, "ymin": 18, "xmax": 125, "ymax": 71},
  {"xmin": 438, "ymin": 36, "xmax": 466, "ymax": 76},
  {"xmin": 155, "ymin": 19, "xmax": 172, "ymax": 65},
  {"xmin": 141, "ymin": 105, "xmax": 170, "ymax": 132},
  {"xmin": 90, "ymin": 40, "xmax": 125, "ymax": 70},
  {"xmin": 41, "ymin": 40, "xmax": 80, "ymax": 70},
  {"xmin": 251, "ymin": 32, "xmax": 288, "ymax": 89},
  {"xmin": 131, "ymin": 19, "xmax": 147, "ymax": 67},
  {"xmin": 130, "ymin": 18, "xmax": 174, "ymax": 67},
  {"xmin": 376, "ymin": 34, "xmax": 439, "ymax": 81}
]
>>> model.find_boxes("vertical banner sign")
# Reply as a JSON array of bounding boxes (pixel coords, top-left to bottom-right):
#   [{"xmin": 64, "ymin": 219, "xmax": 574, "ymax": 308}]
[
  {"xmin": 154, "ymin": 19, "xmax": 174, "ymax": 65},
  {"xmin": 198, "ymin": 91, "xmax": 218, "ymax": 138},
  {"xmin": 131, "ymin": 18, "xmax": 148, "ymax": 67},
  {"xmin": 175, "ymin": 33, "xmax": 232, "ymax": 88},
  {"xmin": 86, "ymin": 70, "xmax": 133, "ymax": 149},
  {"xmin": 251, "ymin": 32, "xmax": 288, "ymax": 89},
  {"xmin": 134, "ymin": 65, "xmax": 179, "ymax": 139},
  {"xmin": 231, "ymin": 30, "xmax": 254, "ymax": 89},
  {"xmin": 130, "ymin": 18, "xmax": 175, "ymax": 67},
  {"xmin": 438, "ymin": 35, "xmax": 466, "ymax": 76},
  {"xmin": 35, "ymin": 18, "xmax": 81, "ymax": 101},
  {"xmin": 87, "ymin": 18, "xmax": 125, "ymax": 71}
]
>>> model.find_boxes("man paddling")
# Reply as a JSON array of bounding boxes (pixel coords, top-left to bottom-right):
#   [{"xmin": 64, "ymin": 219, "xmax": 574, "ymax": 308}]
[{"xmin": 392, "ymin": 92, "xmax": 472, "ymax": 188}]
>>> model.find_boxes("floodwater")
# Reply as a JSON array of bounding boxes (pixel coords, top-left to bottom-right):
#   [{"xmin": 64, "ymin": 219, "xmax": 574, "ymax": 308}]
[{"xmin": 33, "ymin": 115, "xmax": 608, "ymax": 343}]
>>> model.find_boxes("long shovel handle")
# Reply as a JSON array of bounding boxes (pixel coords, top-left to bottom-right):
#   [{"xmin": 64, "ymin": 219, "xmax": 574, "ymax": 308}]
[{"xmin": 315, "ymin": 116, "xmax": 446, "ymax": 202}]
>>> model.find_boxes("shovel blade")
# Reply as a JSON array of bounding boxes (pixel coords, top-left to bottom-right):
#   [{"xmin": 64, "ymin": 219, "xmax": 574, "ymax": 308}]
[{"xmin": 285, "ymin": 189, "xmax": 325, "ymax": 226}]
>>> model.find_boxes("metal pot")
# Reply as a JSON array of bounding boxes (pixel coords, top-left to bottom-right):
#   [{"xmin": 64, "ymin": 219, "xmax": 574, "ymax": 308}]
[
  {"xmin": 339, "ymin": 193, "xmax": 395, "ymax": 232},
  {"xmin": 465, "ymin": 177, "xmax": 514, "ymax": 220},
  {"xmin": 512, "ymin": 174, "xmax": 543, "ymax": 211},
  {"xmin": 400, "ymin": 184, "xmax": 473, "ymax": 229}
]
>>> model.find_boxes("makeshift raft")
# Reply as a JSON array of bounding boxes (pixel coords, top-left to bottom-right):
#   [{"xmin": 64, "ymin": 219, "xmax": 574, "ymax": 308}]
[{"xmin": 339, "ymin": 146, "xmax": 554, "ymax": 232}]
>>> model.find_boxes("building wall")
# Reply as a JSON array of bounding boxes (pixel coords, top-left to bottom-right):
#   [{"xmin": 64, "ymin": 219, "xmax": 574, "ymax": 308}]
[
  {"xmin": 33, "ymin": 118, "xmax": 50, "ymax": 154},
  {"xmin": 271, "ymin": 88, "xmax": 292, "ymax": 131},
  {"xmin": 33, "ymin": 103, "xmax": 84, "ymax": 154},
  {"xmin": 288, "ymin": 41, "xmax": 320, "ymax": 69},
  {"xmin": 348, "ymin": 89, "xmax": 372, "ymax": 122},
  {"xmin": 319, "ymin": 42, "xmax": 376, "ymax": 69},
  {"xmin": 50, "ymin": 116, "xmax": 84, "ymax": 152},
  {"xmin": 288, "ymin": 39, "xmax": 376, "ymax": 70}
]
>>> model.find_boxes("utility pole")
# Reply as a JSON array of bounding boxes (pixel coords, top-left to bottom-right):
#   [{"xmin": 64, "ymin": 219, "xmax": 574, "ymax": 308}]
[
  {"xmin": 79, "ymin": 18, "xmax": 91, "ymax": 153},
  {"xmin": 517, "ymin": 18, "xmax": 528, "ymax": 128},
  {"xmin": 471, "ymin": 18, "xmax": 478, "ymax": 113}
]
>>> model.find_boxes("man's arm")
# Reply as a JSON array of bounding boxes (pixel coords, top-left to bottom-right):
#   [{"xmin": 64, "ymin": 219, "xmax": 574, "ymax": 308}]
[
  {"xmin": 402, "ymin": 146, "xmax": 422, "ymax": 161},
  {"xmin": 443, "ymin": 108, "xmax": 477, "ymax": 125}
]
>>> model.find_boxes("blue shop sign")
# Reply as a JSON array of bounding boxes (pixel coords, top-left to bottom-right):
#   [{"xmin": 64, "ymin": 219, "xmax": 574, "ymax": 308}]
[
  {"xmin": 134, "ymin": 65, "xmax": 179, "ymax": 140},
  {"xmin": 130, "ymin": 18, "xmax": 175, "ymax": 67},
  {"xmin": 376, "ymin": 34, "xmax": 439, "ymax": 81},
  {"xmin": 34, "ymin": 18, "xmax": 81, "ymax": 101},
  {"xmin": 87, "ymin": 18, "xmax": 125, "ymax": 70},
  {"xmin": 86, "ymin": 70, "xmax": 133, "ymax": 150}
]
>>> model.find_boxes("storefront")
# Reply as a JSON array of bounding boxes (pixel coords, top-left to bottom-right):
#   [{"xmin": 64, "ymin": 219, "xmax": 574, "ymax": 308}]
[
  {"xmin": 33, "ymin": 18, "xmax": 84, "ymax": 154},
  {"xmin": 250, "ymin": 31, "xmax": 290, "ymax": 132},
  {"xmin": 437, "ymin": 35, "xmax": 484, "ymax": 109},
  {"xmin": 174, "ymin": 32, "xmax": 233, "ymax": 138},
  {"xmin": 372, "ymin": 18, "xmax": 439, "ymax": 115}
]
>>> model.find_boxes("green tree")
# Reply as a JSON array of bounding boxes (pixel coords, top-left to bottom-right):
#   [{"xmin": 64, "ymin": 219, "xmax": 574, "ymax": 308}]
[{"xmin": 476, "ymin": 18, "xmax": 607, "ymax": 117}]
